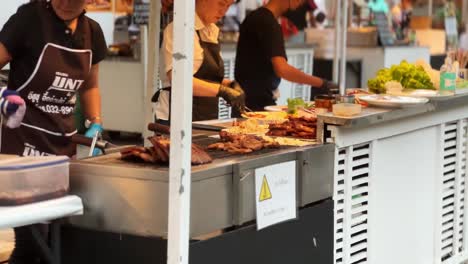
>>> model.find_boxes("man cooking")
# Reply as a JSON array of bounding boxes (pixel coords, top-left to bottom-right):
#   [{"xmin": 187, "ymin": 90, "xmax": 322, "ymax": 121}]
[
  {"xmin": 0, "ymin": 0, "xmax": 107, "ymax": 262},
  {"xmin": 154, "ymin": 0, "xmax": 246, "ymax": 122},
  {"xmin": 235, "ymin": 0, "xmax": 338, "ymax": 111}
]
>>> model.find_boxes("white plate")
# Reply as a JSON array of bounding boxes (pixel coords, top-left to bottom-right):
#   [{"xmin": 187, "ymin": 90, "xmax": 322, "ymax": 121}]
[
  {"xmin": 264, "ymin": 102, "xmax": 315, "ymax": 112},
  {"xmin": 359, "ymin": 94, "xmax": 429, "ymax": 108},
  {"xmin": 264, "ymin": 105, "xmax": 287, "ymax": 112},
  {"xmin": 388, "ymin": 89, "xmax": 454, "ymax": 99}
]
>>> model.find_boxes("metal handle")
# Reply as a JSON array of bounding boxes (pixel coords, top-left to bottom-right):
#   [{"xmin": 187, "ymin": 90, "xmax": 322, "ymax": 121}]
[
  {"xmin": 71, "ymin": 134, "xmax": 108, "ymax": 150},
  {"xmin": 148, "ymin": 123, "xmax": 171, "ymax": 135}
]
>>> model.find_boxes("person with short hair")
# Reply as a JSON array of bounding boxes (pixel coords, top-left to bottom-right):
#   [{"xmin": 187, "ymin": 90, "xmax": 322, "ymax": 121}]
[{"xmin": 235, "ymin": 0, "xmax": 338, "ymax": 111}]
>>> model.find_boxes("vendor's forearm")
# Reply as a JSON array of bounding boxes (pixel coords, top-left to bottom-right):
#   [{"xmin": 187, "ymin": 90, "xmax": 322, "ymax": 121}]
[
  {"xmin": 193, "ymin": 77, "xmax": 219, "ymax": 97},
  {"xmin": 272, "ymin": 57, "xmax": 323, "ymax": 87},
  {"xmin": 79, "ymin": 64, "xmax": 102, "ymax": 124},
  {"xmin": 0, "ymin": 43, "xmax": 12, "ymax": 70},
  {"xmin": 167, "ymin": 71, "xmax": 220, "ymax": 97},
  {"xmin": 80, "ymin": 86, "xmax": 102, "ymax": 124}
]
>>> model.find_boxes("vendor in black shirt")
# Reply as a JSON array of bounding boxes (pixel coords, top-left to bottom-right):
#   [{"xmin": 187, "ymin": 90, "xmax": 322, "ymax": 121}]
[
  {"xmin": 235, "ymin": 0, "xmax": 337, "ymax": 111},
  {"xmin": 0, "ymin": 0, "xmax": 107, "ymax": 263}
]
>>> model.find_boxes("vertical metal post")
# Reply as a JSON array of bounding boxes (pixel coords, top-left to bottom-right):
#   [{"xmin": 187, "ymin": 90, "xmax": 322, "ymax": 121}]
[
  {"xmin": 428, "ymin": 0, "xmax": 433, "ymax": 18},
  {"xmin": 463, "ymin": 0, "xmax": 468, "ymax": 24},
  {"xmin": 167, "ymin": 0, "xmax": 195, "ymax": 264},
  {"xmin": 333, "ymin": 0, "xmax": 342, "ymax": 83},
  {"xmin": 339, "ymin": 0, "xmax": 348, "ymax": 94},
  {"xmin": 144, "ymin": 0, "xmax": 162, "ymax": 147}
]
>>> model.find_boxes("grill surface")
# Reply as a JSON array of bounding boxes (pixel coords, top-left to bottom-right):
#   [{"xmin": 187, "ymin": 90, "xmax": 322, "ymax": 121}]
[
  {"xmin": 81, "ymin": 135, "xmax": 298, "ymax": 168},
  {"xmin": 193, "ymin": 136, "xmax": 295, "ymax": 160}
]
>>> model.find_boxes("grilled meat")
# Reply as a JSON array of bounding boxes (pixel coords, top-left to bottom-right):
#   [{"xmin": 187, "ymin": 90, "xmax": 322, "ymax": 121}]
[
  {"xmin": 120, "ymin": 136, "xmax": 212, "ymax": 165},
  {"xmin": 266, "ymin": 116, "xmax": 317, "ymax": 139},
  {"xmin": 191, "ymin": 144, "xmax": 213, "ymax": 165},
  {"xmin": 241, "ymin": 137, "xmax": 263, "ymax": 151},
  {"xmin": 209, "ymin": 132, "xmax": 280, "ymax": 154}
]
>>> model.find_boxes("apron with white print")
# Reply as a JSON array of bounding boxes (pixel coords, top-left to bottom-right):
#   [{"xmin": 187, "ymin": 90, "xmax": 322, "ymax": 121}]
[{"xmin": 1, "ymin": 43, "xmax": 92, "ymax": 157}]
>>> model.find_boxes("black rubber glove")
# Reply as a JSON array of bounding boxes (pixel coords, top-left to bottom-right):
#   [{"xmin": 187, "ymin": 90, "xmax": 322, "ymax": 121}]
[
  {"xmin": 319, "ymin": 79, "xmax": 339, "ymax": 94},
  {"xmin": 315, "ymin": 12, "xmax": 326, "ymax": 24},
  {"xmin": 217, "ymin": 82, "xmax": 245, "ymax": 112}
]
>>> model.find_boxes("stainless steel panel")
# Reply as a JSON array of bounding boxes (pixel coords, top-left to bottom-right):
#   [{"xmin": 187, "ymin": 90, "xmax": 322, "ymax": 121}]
[
  {"xmin": 69, "ymin": 143, "xmax": 335, "ymax": 237},
  {"xmin": 298, "ymin": 144, "xmax": 335, "ymax": 206},
  {"xmin": 69, "ymin": 156, "xmax": 234, "ymax": 238}
]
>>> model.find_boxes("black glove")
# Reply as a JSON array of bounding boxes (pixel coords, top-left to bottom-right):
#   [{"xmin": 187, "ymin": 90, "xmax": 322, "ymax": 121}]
[
  {"xmin": 217, "ymin": 82, "xmax": 245, "ymax": 112},
  {"xmin": 319, "ymin": 79, "xmax": 339, "ymax": 94},
  {"xmin": 315, "ymin": 12, "xmax": 326, "ymax": 24}
]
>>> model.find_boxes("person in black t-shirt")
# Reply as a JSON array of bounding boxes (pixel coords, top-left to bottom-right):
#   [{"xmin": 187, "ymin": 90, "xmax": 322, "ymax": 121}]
[
  {"xmin": 0, "ymin": 1, "xmax": 107, "ymax": 263},
  {"xmin": 235, "ymin": 0, "xmax": 338, "ymax": 111}
]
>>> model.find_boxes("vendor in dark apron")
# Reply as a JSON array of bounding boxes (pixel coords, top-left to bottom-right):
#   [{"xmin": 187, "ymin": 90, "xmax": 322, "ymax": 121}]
[
  {"xmin": 191, "ymin": 31, "xmax": 225, "ymax": 121},
  {"xmin": 151, "ymin": 30, "xmax": 243, "ymax": 123},
  {"xmin": 0, "ymin": 1, "xmax": 108, "ymax": 263},
  {"xmin": 0, "ymin": 1, "xmax": 107, "ymax": 157},
  {"xmin": 1, "ymin": 43, "xmax": 91, "ymax": 156}
]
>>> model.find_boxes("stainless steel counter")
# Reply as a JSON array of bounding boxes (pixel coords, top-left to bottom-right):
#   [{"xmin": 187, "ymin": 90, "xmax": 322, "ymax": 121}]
[
  {"xmin": 69, "ymin": 138, "xmax": 334, "ymax": 238},
  {"xmin": 318, "ymin": 93, "xmax": 468, "ymax": 129}
]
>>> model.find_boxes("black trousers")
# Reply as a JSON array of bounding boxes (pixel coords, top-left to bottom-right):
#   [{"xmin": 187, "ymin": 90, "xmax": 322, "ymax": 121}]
[{"xmin": 9, "ymin": 225, "xmax": 48, "ymax": 264}]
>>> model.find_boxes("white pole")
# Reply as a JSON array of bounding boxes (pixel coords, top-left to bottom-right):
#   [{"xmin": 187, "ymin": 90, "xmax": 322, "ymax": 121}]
[
  {"xmin": 463, "ymin": 0, "xmax": 468, "ymax": 24},
  {"xmin": 340, "ymin": 0, "xmax": 348, "ymax": 94},
  {"xmin": 144, "ymin": 0, "xmax": 162, "ymax": 147},
  {"xmin": 167, "ymin": 0, "xmax": 195, "ymax": 263},
  {"xmin": 333, "ymin": 0, "xmax": 342, "ymax": 83},
  {"xmin": 428, "ymin": 0, "xmax": 433, "ymax": 18}
]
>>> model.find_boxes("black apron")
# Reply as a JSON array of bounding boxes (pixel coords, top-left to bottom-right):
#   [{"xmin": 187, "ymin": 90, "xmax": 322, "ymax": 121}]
[
  {"xmin": 154, "ymin": 30, "xmax": 224, "ymax": 122},
  {"xmin": 1, "ymin": 43, "xmax": 92, "ymax": 157}
]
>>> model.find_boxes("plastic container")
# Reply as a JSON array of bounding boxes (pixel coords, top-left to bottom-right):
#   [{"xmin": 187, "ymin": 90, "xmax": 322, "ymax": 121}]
[
  {"xmin": 333, "ymin": 103, "xmax": 362, "ymax": 117},
  {"xmin": 337, "ymin": 94, "xmax": 356, "ymax": 104},
  {"xmin": 0, "ymin": 156, "xmax": 70, "ymax": 206}
]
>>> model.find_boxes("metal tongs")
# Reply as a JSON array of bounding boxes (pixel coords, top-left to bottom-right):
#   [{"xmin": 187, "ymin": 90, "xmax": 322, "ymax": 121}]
[{"xmin": 71, "ymin": 134, "xmax": 118, "ymax": 156}]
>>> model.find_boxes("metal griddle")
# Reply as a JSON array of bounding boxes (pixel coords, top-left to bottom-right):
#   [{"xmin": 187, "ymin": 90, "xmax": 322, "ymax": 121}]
[{"xmin": 68, "ymin": 132, "xmax": 334, "ymax": 238}]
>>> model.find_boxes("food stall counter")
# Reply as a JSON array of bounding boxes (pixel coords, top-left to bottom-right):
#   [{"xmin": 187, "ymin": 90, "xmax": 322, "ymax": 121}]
[
  {"xmin": 319, "ymin": 92, "xmax": 468, "ymax": 264},
  {"xmin": 68, "ymin": 131, "xmax": 334, "ymax": 238}
]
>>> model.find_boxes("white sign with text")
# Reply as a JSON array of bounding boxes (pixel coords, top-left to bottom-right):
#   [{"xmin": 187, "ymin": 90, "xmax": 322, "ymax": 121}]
[{"xmin": 255, "ymin": 161, "xmax": 297, "ymax": 230}]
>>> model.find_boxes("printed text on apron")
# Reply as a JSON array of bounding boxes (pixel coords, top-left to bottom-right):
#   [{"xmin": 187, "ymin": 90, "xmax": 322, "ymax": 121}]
[{"xmin": 1, "ymin": 43, "xmax": 92, "ymax": 157}]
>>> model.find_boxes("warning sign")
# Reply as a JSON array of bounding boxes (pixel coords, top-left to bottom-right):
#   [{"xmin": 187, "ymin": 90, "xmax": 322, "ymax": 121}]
[
  {"xmin": 255, "ymin": 161, "xmax": 297, "ymax": 230},
  {"xmin": 259, "ymin": 175, "xmax": 272, "ymax": 202}
]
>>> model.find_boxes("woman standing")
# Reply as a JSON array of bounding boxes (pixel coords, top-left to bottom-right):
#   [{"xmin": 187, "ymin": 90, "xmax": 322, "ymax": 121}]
[
  {"xmin": 154, "ymin": 0, "xmax": 245, "ymax": 122},
  {"xmin": 0, "ymin": 0, "xmax": 107, "ymax": 262}
]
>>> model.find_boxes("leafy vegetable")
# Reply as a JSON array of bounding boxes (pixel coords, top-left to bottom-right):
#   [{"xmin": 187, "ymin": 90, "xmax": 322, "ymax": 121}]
[
  {"xmin": 368, "ymin": 60, "xmax": 435, "ymax": 94},
  {"xmin": 287, "ymin": 98, "xmax": 311, "ymax": 114}
]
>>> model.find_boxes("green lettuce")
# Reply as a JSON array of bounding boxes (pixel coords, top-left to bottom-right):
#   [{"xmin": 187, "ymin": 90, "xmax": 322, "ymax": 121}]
[{"xmin": 368, "ymin": 60, "xmax": 435, "ymax": 94}]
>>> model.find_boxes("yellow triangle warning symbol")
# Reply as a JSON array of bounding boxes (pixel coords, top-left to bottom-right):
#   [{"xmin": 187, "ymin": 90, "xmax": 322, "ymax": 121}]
[{"xmin": 259, "ymin": 175, "xmax": 272, "ymax": 202}]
